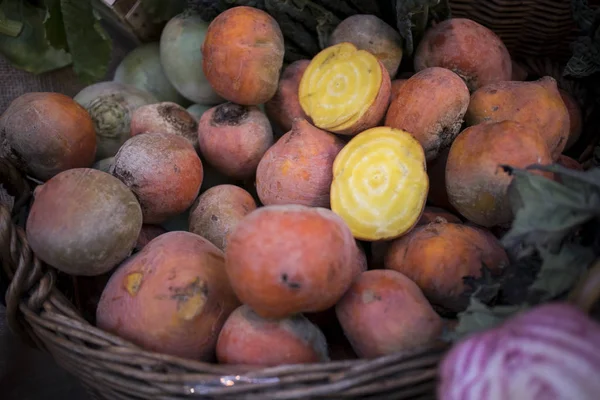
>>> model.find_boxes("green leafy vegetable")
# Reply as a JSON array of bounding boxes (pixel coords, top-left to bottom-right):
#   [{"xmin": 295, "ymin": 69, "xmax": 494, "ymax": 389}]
[
  {"xmin": 0, "ymin": 0, "xmax": 71, "ymax": 74},
  {"xmin": 60, "ymin": 0, "xmax": 112, "ymax": 84},
  {"xmin": 43, "ymin": 0, "xmax": 68, "ymax": 51},
  {"xmin": 450, "ymin": 164, "xmax": 600, "ymax": 340}
]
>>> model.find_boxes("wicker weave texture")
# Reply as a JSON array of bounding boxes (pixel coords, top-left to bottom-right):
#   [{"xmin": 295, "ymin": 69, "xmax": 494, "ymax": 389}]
[{"xmin": 449, "ymin": 0, "xmax": 600, "ymax": 60}]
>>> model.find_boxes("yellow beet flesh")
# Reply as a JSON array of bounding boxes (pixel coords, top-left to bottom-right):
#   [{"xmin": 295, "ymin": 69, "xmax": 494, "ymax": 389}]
[
  {"xmin": 330, "ymin": 127, "xmax": 428, "ymax": 241},
  {"xmin": 299, "ymin": 42, "xmax": 383, "ymax": 134}
]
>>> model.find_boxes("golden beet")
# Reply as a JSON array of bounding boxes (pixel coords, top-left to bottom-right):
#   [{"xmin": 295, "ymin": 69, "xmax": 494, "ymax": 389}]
[
  {"xmin": 96, "ymin": 231, "xmax": 240, "ymax": 360},
  {"xmin": 384, "ymin": 221, "xmax": 508, "ymax": 312},
  {"xmin": 224, "ymin": 205, "xmax": 356, "ymax": 319},
  {"xmin": 299, "ymin": 42, "xmax": 391, "ymax": 135},
  {"xmin": 201, "ymin": 6, "xmax": 284, "ymax": 105},
  {"xmin": 216, "ymin": 305, "xmax": 329, "ymax": 366},
  {"xmin": 414, "ymin": 18, "xmax": 512, "ymax": 91},
  {"xmin": 466, "ymin": 77, "xmax": 570, "ymax": 160},
  {"xmin": 445, "ymin": 121, "xmax": 553, "ymax": 227},
  {"xmin": 256, "ymin": 119, "xmax": 345, "ymax": 208},
  {"xmin": 385, "ymin": 67, "xmax": 470, "ymax": 161},
  {"xmin": 330, "ymin": 126, "xmax": 428, "ymax": 241},
  {"xmin": 336, "ymin": 269, "xmax": 443, "ymax": 358}
]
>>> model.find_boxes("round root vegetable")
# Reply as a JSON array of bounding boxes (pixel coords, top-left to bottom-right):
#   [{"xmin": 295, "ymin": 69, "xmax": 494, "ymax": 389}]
[
  {"xmin": 559, "ymin": 89, "xmax": 583, "ymax": 150},
  {"xmin": 134, "ymin": 224, "xmax": 167, "ymax": 252},
  {"xmin": 96, "ymin": 231, "xmax": 240, "ymax": 360},
  {"xmin": 111, "ymin": 132, "xmax": 203, "ymax": 224},
  {"xmin": 264, "ymin": 59, "xmax": 310, "ymax": 133},
  {"xmin": 390, "ymin": 79, "xmax": 408, "ymax": 102},
  {"xmin": 414, "ymin": 18, "xmax": 512, "ymax": 92},
  {"xmin": 160, "ymin": 13, "xmax": 223, "ymax": 105},
  {"xmin": 329, "ymin": 14, "xmax": 403, "ymax": 78},
  {"xmin": 438, "ymin": 303, "xmax": 600, "ymax": 400},
  {"xmin": 384, "ymin": 221, "xmax": 508, "ymax": 313},
  {"xmin": 466, "ymin": 77, "xmax": 570, "ymax": 160},
  {"xmin": 445, "ymin": 120, "xmax": 553, "ymax": 227},
  {"xmin": 330, "ymin": 126, "xmax": 428, "ymax": 241},
  {"xmin": 188, "ymin": 184, "xmax": 257, "ymax": 251},
  {"xmin": 198, "ymin": 102, "xmax": 274, "ymax": 179},
  {"xmin": 256, "ymin": 119, "xmax": 345, "ymax": 208},
  {"xmin": 385, "ymin": 67, "xmax": 470, "ymax": 161},
  {"xmin": 113, "ymin": 42, "xmax": 188, "ymax": 105},
  {"xmin": 216, "ymin": 305, "xmax": 329, "ymax": 366},
  {"xmin": 202, "ymin": 6, "xmax": 285, "ymax": 105},
  {"xmin": 335, "ymin": 269, "xmax": 444, "ymax": 358},
  {"xmin": 225, "ymin": 205, "xmax": 356, "ymax": 319},
  {"xmin": 74, "ymin": 81, "xmax": 158, "ymax": 160},
  {"xmin": 26, "ymin": 168, "xmax": 142, "ymax": 276},
  {"xmin": 187, "ymin": 104, "xmax": 211, "ymax": 121},
  {"xmin": 0, "ymin": 92, "xmax": 97, "ymax": 181},
  {"xmin": 417, "ymin": 206, "xmax": 462, "ymax": 226},
  {"xmin": 299, "ymin": 42, "xmax": 391, "ymax": 136},
  {"xmin": 130, "ymin": 102, "xmax": 199, "ymax": 150}
]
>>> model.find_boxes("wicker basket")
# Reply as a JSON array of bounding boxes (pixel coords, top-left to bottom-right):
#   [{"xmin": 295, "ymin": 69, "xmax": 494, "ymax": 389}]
[{"xmin": 1, "ymin": 1, "xmax": 600, "ymax": 399}]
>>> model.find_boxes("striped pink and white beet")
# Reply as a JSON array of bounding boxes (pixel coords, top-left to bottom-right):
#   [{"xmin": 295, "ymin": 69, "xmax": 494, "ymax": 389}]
[{"xmin": 438, "ymin": 303, "xmax": 600, "ymax": 400}]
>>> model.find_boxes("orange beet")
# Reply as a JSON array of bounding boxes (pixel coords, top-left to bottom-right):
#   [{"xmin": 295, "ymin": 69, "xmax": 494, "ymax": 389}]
[
  {"xmin": 445, "ymin": 121, "xmax": 553, "ymax": 227},
  {"xmin": 202, "ymin": 6, "xmax": 285, "ymax": 105},
  {"xmin": 414, "ymin": 18, "xmax": 512, "ymax": 91},
  {"xmin": 216, "ymin": 305, "xmax": 329, "ymax": 366},
  {"xmin": 390, "ymin": 79, "xmax": 408, "ymax": 102},
  {"xmin": 264, "ymin": 60, "xmax": 310, "ymax": 133},
  {"xmin": 130, "ymin": 102, "xmax": 199, "ymax": 150},
  {"xmin": 559, "ymin": 89, "xmax": 583, "ymax": 150},
  {"xmin": 385, "ymin": 67, "xmax": 470, "ymax": 161},
  {"xmin": 384, "ymin": 221, "xmax": 508, "ymax": 312},
  {"xmin": 256, "ymin": 119, "xmax": 345, "ymax": 207},
  {"xmin": 225, "ymin": 205, "xmax": 356, "ymax": 319},
  {"xmin": 336, "ymin": 269, "xmax": 443, "ymax": 358},
  {"xmin": 96, "ymin": 231, "xmax": 240, "ymax": 360},
  {"xmin": 417, "ymin": 206, "xmax": 462, "ymax": 226},
  {"xmin": 0, "ymin": 92, "xmax": 96, "ymax": 181},
  {"xmin": 197, "ymin": 102, "xmax": 274, "ymax": 180},
  {"xmin": 112, "ymin": 132, "xmax": 203, "ymax": 224},
  {"xmin": 188, "ymin": 184, "xmax": 257, "ymax": 251},
  {"xmin": 466, "ymin": 77, "xmax": 570, "ymax": 160}
]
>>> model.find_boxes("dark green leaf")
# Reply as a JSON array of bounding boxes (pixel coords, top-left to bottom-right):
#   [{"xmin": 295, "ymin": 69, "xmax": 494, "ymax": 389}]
[
  {"xmin": 0, "ymin": 0, "xmax": 71, "ymax": 74},
  {"xmin": 527, "ymin": 244, "xmax": 595, "ymax": 303},
  {"xmin": 43, "ymin": 0, "xmax": 67, "ymax": 50},
  {"xmin": 0, "ymin": 6, "xmax": 23, "ymax": 37},
  {"xmin": 451, "ymin": 165, "xmax": 600, "ymax": 341},
  {"xmin": 502, "ymin": 165, "xmax": 600, "ymax": 251},
  {"xmin": 140, "ymin": 0, "xmax": 187, "ymax": 24},
  {"xmin": 60, "ymin": 0, "xmax": 112, "ymax": 84},
  {"xmin": 451, "ymin": 298, "xmax": 521, "ymax": 340}
]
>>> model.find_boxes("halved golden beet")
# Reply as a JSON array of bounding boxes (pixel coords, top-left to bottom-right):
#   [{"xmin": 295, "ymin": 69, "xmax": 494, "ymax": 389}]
[
  {"xmin": 330, "ymin": 126, "xmax": 428, "ymax": 241},
  {"xmin": 299, "ymin": 42, "xmax": 391, "ymax": 136}
]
